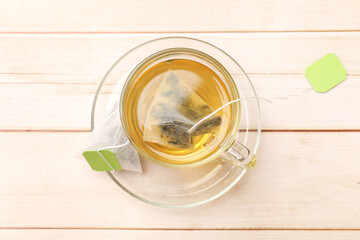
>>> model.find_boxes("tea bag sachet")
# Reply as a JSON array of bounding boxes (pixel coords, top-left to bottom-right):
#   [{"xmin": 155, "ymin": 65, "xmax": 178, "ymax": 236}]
[
  {"xmin": 143, "ymin": 70, "xmax": 222, "ymax": 149},
  {"xmin": 81, "ymin": 110, "xmax": 142, "ymax": 173},
  {"xmin": 78, "ymin": 70, "xmax": 142, "ymax": 173}
]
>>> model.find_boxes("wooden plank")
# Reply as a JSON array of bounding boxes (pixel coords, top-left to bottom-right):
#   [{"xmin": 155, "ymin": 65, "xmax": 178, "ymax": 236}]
[
  {"xmin": 1, "ymin": 230, "xmax": 360, "ymax": 240},
  {"xmin": 0, "ymin": 83, "xmax": 94, "ymax": 131},
  {"xmin": 0, "ymin": 33, "xmax": 359, "ymax": 75},
  {"xmin": 0, "ymin": 132, "xmax": 359, "ymax": 229},
  {"xmin": 0, "ymin": 0, "xmax": 359, "ymax": 32},
  {"xmin": 1, "ymin": 74, "xmax": 359, "ymax": 130}
]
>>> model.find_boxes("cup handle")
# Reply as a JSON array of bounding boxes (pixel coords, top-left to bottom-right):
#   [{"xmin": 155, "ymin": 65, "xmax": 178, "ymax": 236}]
[{"xmin": 221, "ymin": 141, "xmax": 257, "ymax": 169}]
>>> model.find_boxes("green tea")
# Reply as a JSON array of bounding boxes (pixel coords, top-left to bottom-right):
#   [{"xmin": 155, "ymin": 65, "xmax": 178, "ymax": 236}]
[{"xmin": 123, "ymin": 56, "xmax": 238, "ymax": 165}]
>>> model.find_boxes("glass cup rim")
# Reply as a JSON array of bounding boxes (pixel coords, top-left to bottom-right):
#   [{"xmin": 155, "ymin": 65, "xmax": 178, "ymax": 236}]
[{"xmin": 120, "ymin": 47, "xmax": 242, "ymax": 168}]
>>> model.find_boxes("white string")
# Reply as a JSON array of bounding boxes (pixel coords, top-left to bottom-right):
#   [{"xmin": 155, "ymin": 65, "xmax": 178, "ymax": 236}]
[
  {"xmin": 187, "ymin": 88, "xmax": 313, "ymax": 134},
  {"xmin": 97, "ymin": 141, "xmax": 129, "ymax": 151},
  {"xmin": 256, "ymin": 88, "xmax": 313, "ymax": 103}
]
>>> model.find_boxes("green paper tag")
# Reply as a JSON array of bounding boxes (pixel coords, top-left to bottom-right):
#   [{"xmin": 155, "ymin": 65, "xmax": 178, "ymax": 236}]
[
  {"xmin": 99, "ymin": 150, "xmax": 121, "ymax": 170},
  {"xmin": 83, "ymin": 150, "xmax": 122, "ymax": 171},
  {"xmin": 305, "ymin": 53, "xmax": 347, "ymax": 93}
]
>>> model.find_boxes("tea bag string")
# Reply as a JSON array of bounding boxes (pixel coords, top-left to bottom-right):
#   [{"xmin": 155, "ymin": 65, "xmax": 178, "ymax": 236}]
[
  {"xmin": 97, "ymin": 141, "xmax": 130, "ymax": 151},
  {"xmin": 187, "ymin": 88, "xmax": 313, "ymax": 134}
]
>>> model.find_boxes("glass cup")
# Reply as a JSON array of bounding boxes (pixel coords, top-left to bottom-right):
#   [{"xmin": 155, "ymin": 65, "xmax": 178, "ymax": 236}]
[
  {"xmin": 92, "ymin": 37, "xmax": 261, "ymax": 207},
  {"xmin": 120, "ymin": 47, "xmax": 257, "ymax": 169}
]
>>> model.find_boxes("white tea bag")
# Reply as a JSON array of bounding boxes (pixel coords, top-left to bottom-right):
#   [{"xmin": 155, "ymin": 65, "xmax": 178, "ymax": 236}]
[
  {"xmin": 82, "ymin": 110, "xmax": 142, "ymax": 173},
  {"xmin": 79, "ymin": 69, "xmax": 142, "ymax": 173},
  {"xmin": 143, "ymin": 70, "xmax": 222, "ymax": 149}
]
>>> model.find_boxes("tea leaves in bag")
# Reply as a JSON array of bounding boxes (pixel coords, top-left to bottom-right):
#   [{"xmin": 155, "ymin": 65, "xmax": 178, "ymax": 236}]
[{"xmin": 143, "ymin": 70, "xmax": 221, "ymax": 149}]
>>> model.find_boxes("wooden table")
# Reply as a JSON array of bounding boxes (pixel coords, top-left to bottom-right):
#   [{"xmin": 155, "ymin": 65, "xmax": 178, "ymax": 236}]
[{"xmin": 1, "ymin": 1, "xmax": 360, "ymax": 239}]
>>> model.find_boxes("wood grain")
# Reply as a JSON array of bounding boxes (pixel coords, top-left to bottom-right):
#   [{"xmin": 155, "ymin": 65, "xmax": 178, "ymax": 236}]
[
  {"xmin": 0, "ymin": 0, "xmax": 359, "ymax": 33},
  {"xmin": 1, "ymin": 132, "xmax": 359, "ymax": 229},
  {"xmin": 1, "ymin": 74, "xmax": 358, "ymax": 130},
  {"xmin": 1, "ymin": 1, "xmax": 359, "ymax": 237},
  {"xmin": 0, "ymin": 33, "xmax": 359, "ymax": 130},
  {"xmin": 1, "ymin": 230, "xmax": 360, "ymax": 240},
  {"xmin": 0, "ymin": 33, "xmax": 359, "ymax": 75}
]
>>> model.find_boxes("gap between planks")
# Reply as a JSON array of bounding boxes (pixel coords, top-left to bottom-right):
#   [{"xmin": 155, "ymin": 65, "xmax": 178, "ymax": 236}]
[
  {"xmin": 0, "ymin": 30, "xmax": 360, "ymax": 34},
  {"xmin": 1, "ymin": 73, "xmax": 360, "ymax": 75},
  {"xmin": 0, "ymin": 72, "xmax": 358, "ymax": 87},
  {"xmin": 1, "ymin": 227, "xmax": 360, "ymax": 231}
]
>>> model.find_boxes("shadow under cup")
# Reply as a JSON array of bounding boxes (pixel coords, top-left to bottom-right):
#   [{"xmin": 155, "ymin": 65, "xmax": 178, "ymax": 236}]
[{"xmin": 120, "ymin": 48, "xmax": 241, "ymax": 168}]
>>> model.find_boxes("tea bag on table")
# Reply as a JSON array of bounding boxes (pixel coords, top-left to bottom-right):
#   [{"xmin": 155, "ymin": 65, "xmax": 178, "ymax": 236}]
[{"xmin": 143, "ymin": 70, "xmax": 222, "ymax": 149}]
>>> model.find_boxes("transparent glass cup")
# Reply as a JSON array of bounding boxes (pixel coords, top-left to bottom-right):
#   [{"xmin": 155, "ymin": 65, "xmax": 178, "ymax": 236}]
[{"xmin": 92, "ymin": 37, "xmax": 261, "ymax": 207}]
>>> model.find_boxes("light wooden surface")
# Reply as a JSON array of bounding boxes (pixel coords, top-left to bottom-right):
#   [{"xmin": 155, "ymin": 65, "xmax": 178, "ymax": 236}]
[
  {"xmin": 1, "ymin": 1, "xmax": 359, "ymax": 239},
  {"xmin": 0, "ymin": 0, "xmax": 359, "ymax": 32},
  {"xmin": 1, "ymin": 230, "xmax": 360, "ymax": 240},
  {"xmin": 1, "ymin": 132, "xmax": 360, "ymax": 229}
]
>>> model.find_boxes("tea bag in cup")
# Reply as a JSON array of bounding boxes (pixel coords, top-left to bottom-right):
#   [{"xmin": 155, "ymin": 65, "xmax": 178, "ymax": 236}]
[{"xmin": 143, "ymin": 70, "xmax": 222, "ymax": 149}]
